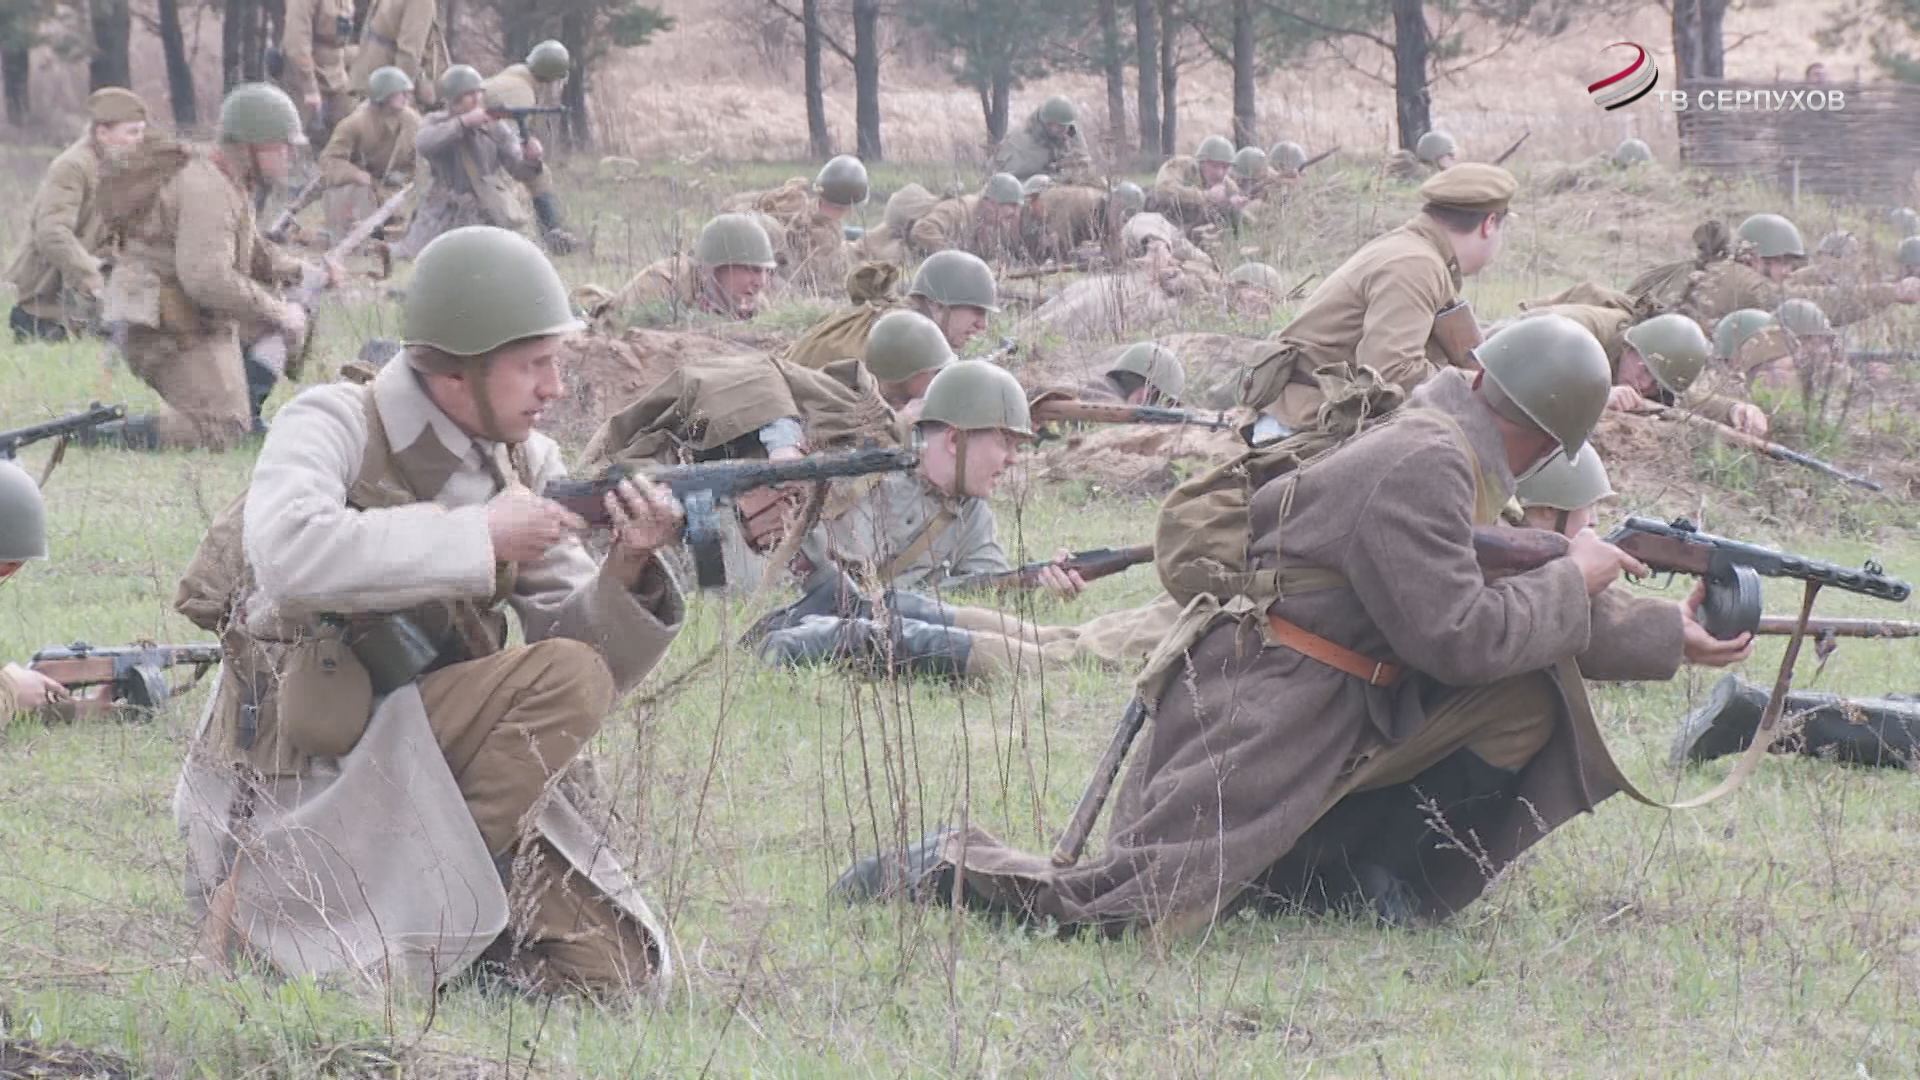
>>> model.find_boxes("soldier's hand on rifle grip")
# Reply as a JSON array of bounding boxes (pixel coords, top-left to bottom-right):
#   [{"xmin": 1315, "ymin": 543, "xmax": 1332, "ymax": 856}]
[
  {"xmin": 523, "ymin": 137, "xmax": 544, "ymax": 164},
  {"xmin": 487, "ymin": 489, "xmax": 585, "ymax": 564},
  {"xmin": 1728, "ymin": 402, "xmax": 1770, "ymax": 438},
  {"xmin": 605, "ymin": 477, "xmax": 684, "ymax": 584},
  {"xmin": 1679, "ymin": 580, "xmax": 1755, "ymax": 667},
  {"xmin": 3, "ymin": 662, "xmax": 70, "ymax": 708},
  {"xmin": 460, "ymin": 107, "xmax": 491, "ymax": 130},
  {"xmin": 278, "ymin": 301, "xmax": 309, "ymax": 340},
  {"xmin": 1607, "ymin": 385, "xmax": 1650, "ymax": 413},
  {"xmin": 1035, "ymin": 549, "xmax": 1086, "ymax": 599},
  {"xmin": 1895, "ymin": 277, "xmax": 1920, "ymax": 304},
  {"xmin": 322, "ymin": 255, "xmax": 346, "ymax": 289},
  {"xmin": 1566, "ymin": 528, "xmax": 1648, "ymax": 597}
]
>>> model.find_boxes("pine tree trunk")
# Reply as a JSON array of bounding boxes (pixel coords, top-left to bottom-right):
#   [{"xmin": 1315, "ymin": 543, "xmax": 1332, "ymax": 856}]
[
  {"xmin": 1389, "ymin": 0, "xmax": 1430, "ymax": 151},
  {"xmin": 90, "ymin": 0, "xmax": 133, "ymax": 90},
  {"xmin": 158, "ymin": 0, "xmax": 198, "ymax": 124},
  {"xmin": 852, "ymin": 0, "xmax": 882, "ymax": 160},
  {"xmin": 1134, "ymin": 0, "xmax": 1159, "ymax": 155},
  {"xmin": 559, "ymin": 9, "xmax": 590, "ymax": 149},
  {"xmin": 1, "ymin": 42, "xmax": 29, "ymax": 128},
  {"xmin": 803, "ymin": 0, "xmax": 830, "ymax": 158},
  {"xmin": 1158, "ymin": 0, "xmax": 1177, "ymax": 156},
  {"xmin": 1699, "ymin": 0, "xmax": 1727, "ymax": 78},
  {"xmin": 1231, "ymin": 0, "xmax": 1254, "ymax": 146},
  {"xmin": 1671, "ymin": 0, "xmax": 1701, "ymax": 81},
  {"xmin": 983, "ymin": 65, "xmax": 1011, "ymax": 142},
  {"xmin": 1098, "ymin": 0, "xmax": 1127, "ymax": 154}
]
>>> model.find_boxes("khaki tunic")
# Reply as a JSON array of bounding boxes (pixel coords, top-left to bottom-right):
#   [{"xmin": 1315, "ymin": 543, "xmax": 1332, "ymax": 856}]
[
  {"xmin": 942, "ymin": 370, "xmax": 1684, "ymax": 932},
  {"xmin": 281, "ymin": 0, "xmax": 353, "ymax": 130},
  {"xmin": 591, "ymin": 254, "xmax": 718, "ymax": 328},
  {"xmin": 1525, "ymin": 302, "xmax": 1752, "ymax": 426},
  {"xmin": 349, "ymin": 0, "xmax": 443, "ymax": 105},
  {"xmin": 1243, "ymin": 214, "xmax": 1461, "ymax": 427},
  {"xmin": 317, "ymin": 101, "xmax": 420, "ymax": 235},
  {"xmin": 908, "ymin": 195, "xmax": 1015, "ymax": 261},
  {"xmin": 1149, "ymin": 156, "xmax": 1237, "ymax": 225},
  {"xmin": 396, "ymin": 110, "xmax": 540, "ymax": 258},
  {"xmin": 102, "ymin": 151, "xmax": 305, "ymax": 449},
  {"xmin": 6, "ymin": 136, "xmax": 107, "ymax": 325},
  {"xmin": 804, "ymin": 469, "xmax": 1008, "ymax": 592},
  {"xmin": 1683, "ymin": 258, "xmax": 1898, "ymax": 329},
  {"xmin": 726, "ymin": 178, "xmax": 853, "ymax": 291},
  {"xmin": 174, "ymin": 359, "xmax": 684, "ymax": 992},
  {"xmin": 988, "ymin": 111, "xmax": 1096, "ymax": 183},
  {"xmin": 1023, "ymin": 184, "xmax": 1111, "ymax": 264},
  {"xmin": 0, "ymin": 668, "xmax": 18, "ymax": 716}
]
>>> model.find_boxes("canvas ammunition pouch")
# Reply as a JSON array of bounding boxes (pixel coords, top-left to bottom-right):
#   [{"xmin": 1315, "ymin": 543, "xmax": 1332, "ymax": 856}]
[{"xmin": 1428, "ymin": 300, "xmax": 1482, "ymax": 369}]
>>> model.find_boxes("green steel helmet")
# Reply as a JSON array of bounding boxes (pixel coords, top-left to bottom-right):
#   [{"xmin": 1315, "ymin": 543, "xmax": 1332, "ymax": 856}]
[
  {"xmin": 1021, "ymin": 174, "xmax": 1053, "ymax": 199},
  {"xmin": 367, "ymin": 66, "xmax": 415, "ymax": 101},
  {"xmin": 526, "ymin": 39, "xmax": 571, "ymax": 81},
  {"xmin": 402, "ymin": 226, "xmax": 582, "ymax": 358},
  {"xmin": 982, "ymin": 172, "xmax": 1024, "ymax": 206},
  {"xmin": 1476, "ymin": 313, "xmax": 1612, "ymax": 458},
  {"xmin": 1897, "ymin": 235, "xmax": 1920, "ymax": 268},
  {"xmin": 1227, "ymin": 262, "xmax": 1285, "ymax": 292},
  {"xmin": 1231, "ymin": 146, "xmax": 1268, "ymax": 180},
  {"xmin": 814, "ymin": 154, "xmax": 870, "ymax": 206},
  {"xmin": 438, "ymin": 64, "xmax": 485, "ymax": 101},
  {"xmin": 908, "ymin": 250, "xmax": 999, "ymax": 311},
  {"xmin": 1038, "ymin": 95, "xmax": 1077, "ymax": 126},
  {"xmin": 1712, "ymin": 308, "xmax": 1772, "ymax": 361},
  {"xmin": 1195, "ymin": 135, "xmax": 1235, "ymax": 165},
  {"xmin": 1774, "ymin": 297, "xmax": 1833, "ymax": 339},
  {"xmin": 1612, "ymin": 137, "xmax": 1652, "ymax": 167},
  {"xmin": 1737, "ymin": 212, "xmax": 1806, "ymax": 258},
  {"xmin": 0, "ymin": 459, "xmax": 47, "ymax": 562},
  {"xmin": 218, "ymin": 83, "xmax": 305, "ymax": 145},
  {"xmin": 1415, "ymin": 130, "xmax": 1457, "ymax": 164},
  {"xmin": 1269, "ymin": 140, "xmax": 1309, "ymax": 171},
  {"xmin": 865, "ymin": 309, "xmax": 956, "ymax": 383},
  {"xmin": 695, "ymin": 213, "xmax": 777, "ymax": 269},
  {"xmin": 1891, "ymin": 207, "xmax": 1920, "ymax": 236},
  {"xmin": 919, "ymin": 360, "xmax": 1033, "ymax": 436},
  {"xmin": 1516, "ymin": 444, "xmax": 1614, "ymax": 512},
  {"xmin": 1107, "ymin": 342, "xmax": 1186, "ymax": 402},
  {"xmin": 1816, "ymin": 230, "xmax": 1859, "ymax": 259},
  {"xmin": 1623, "ymin": 313, "xmax": 1711, "ymax": 396},
  {"xmin": 1111, "ymin": 181, "xmax": 1146, "ymax": 214}
]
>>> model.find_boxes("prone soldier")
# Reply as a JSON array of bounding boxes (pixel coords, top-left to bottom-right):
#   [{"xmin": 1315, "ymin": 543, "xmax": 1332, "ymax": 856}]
[
  {"xmin": 726, "ymin": 155, "xmax": 870, "ymax": 290},
  {"xmin": 1151, "ymin": 136, "xmax": 1244, "ymax": 228},
  {"xmin": 784, "ymin": 249, "xmax": 1000, "ymax": 369},
  {"xmin": 0, "ymin": 462, "xmax": 70, "ymax": 718},
  {"xmin": 1678, "ymin": 212, "xmax": 1920, "ymax": 328},
  {"xmin": 1519, "ymin": 306, "xmax": 1770, "ymax": 435},
  {"xmin": 589, "ymin": 213, "xmax": 778, "ymax": 327},
  {"xmin": 1383, "ymin": 129, "xmax": 1457, "ymax": 181},
  {"xmin": 907, "ymin": 173, "xmax": 1025, "ymax": 261}
]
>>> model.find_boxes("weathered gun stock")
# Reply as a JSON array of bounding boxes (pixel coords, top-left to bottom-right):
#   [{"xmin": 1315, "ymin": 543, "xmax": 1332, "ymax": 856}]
[
  {"xmin": 1029, "ymin": 397, "xmax": 1235, "ymax": 432},
  {"xmin": 1648, "ymin": 406, "xmax": 1882, "ymax": 493},
  {"xmin": 488, "ymin": 104, "xmax": 570, "ymax": 138},
  {"xmin": 0, "ymin": 402, "xmax": 126, "ymax": 459},
  {"xmin": 249, "ymin": 183, "xmax": 414, "ymax": 379},
  {"xmin": 545, "ymin": 445, "xmax": 920, "ymax": 588},
  {"xmin": 946, "ymin": 544, "xmax": 1154, "ymax": 593},
  {"xmin": 29, "ymin": 640, "xmax": 223, "ymax": 719}
]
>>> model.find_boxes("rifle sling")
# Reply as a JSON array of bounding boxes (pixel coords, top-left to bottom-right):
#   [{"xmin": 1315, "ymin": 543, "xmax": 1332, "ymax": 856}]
[{"xmin": 879, "ymin": 506, "xmax": 957, "ymax": 586}]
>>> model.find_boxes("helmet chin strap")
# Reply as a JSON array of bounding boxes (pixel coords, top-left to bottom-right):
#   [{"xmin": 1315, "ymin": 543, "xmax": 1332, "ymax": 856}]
[
  {"xmin": 465, "ymin": 360, "xmax": 515, "ymax": 445},
  {"xmin": 950, "ymin": 428, "xmax": 970, "ymax": 498}
]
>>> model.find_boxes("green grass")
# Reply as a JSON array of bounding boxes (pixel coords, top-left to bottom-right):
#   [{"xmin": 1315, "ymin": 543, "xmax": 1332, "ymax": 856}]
[{"xmin": 2, "ymin": 145, "xmax": 1919, "ymax": 1077}]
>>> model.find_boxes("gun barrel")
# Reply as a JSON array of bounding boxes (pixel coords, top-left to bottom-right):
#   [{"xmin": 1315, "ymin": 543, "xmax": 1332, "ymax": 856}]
[
  {"xmin": 1030, "ymin": 399, "xmax": 1234, "ymax": 430},
  {"xmin": 545, "ymin": 445, "xmax": 919, "ymax": 527},
  {"xmin": 946, "ymin": 543, "xmax": 1154, "ymax": 591},
  {"xmin": 0, "ymin": 402, "xmax": 127, "ymax": 456},
  {"xmin": 1614, "ymin": 516, "xmax": 1911, "ymax": 603},
  {"xmin": 1653, "ymin": 407, "xmax": 1882, "ymax": 492}
]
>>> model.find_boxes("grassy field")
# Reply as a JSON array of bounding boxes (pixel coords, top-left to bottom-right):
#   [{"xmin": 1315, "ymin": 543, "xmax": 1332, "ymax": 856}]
[{"xmin": 2, "ymin": 143, "xmax": 1919, "ymax": 1077}]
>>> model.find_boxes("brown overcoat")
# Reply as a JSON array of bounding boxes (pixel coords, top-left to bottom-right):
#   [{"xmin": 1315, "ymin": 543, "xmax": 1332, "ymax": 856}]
[{"xmin": 6, "ymin": 136, "xmax": 108, "ymax": 323}]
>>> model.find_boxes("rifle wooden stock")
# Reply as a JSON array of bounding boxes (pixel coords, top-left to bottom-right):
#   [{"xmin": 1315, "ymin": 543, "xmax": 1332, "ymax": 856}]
[
  {"xmin": 1430, "ymin": 300, "xmax": 1483, "ymax": 370},
  {"xmin": 1029, "ymin": 398, "xmax": 1235, "ymax": 430},
  {"xmin": 1647, "ymin": 407, "xmax": 1883, "ymax": 493},
  {"xmin": 946, "ymin": 543, "xmax": 1154, "ymax": 592},
  {"xmin": 1298, "ymin": 146, "xmax": 1339, "ymax": 171},
  {"xmin": 1052, "ymin": 697, "xmax": 1148, "ymax": 867},
  {"xmin": 1491, "ymin": 130, "xmax": 1532, "ymax": 166}
]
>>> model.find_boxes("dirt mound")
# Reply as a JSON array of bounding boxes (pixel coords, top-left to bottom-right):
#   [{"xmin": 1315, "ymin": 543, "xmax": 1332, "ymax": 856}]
[
  {"xmin": 1034, "ymin": 423, "xmax": 1244, "ymax": 497},
  {"xmin": 548, "ymin": 326, "xmax": 789, "ymax": 451},
  {"xmin": 1, "ymin": 1038, "xmax": 134, "ymax": 1079}
]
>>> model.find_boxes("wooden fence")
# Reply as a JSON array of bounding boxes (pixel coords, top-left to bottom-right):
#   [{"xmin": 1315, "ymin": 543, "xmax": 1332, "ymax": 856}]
[{"xmin": 1676, "ymin": 79, "xmax": 1920, "ymax": 206}]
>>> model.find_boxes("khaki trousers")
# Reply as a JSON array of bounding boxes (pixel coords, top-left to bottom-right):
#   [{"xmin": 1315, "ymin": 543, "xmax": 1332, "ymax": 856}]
[
  {"xmin": 418, "ymin": 639, "xmax": 654, "ymax": 993},
  {"xmin": 123, "ymin": 323, "xmax": 252, "ymax": 449}
]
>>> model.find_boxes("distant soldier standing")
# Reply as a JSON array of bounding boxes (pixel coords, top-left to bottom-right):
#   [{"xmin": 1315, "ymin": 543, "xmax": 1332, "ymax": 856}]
[
  {"xmin": 484, "ymin": 40, "xmax": 578, "ymax": 254},
  {"xmin": 6, "ymin": 88, "xmax": 148, "ymax": 342},
  {"xmin": 350, "ymin": 0, "xmax": 444, "ymax": 108},
  {"xmin": 278, "ymin": 0, "xmax": 354, "ymax": 144},
  {"xmin": 989, "ymin": 96, "xmax": 1096, "ymax": 183},
  {"xmin": 396, "ymin": 66, "xmax": 544, "ymax": 259},
  {"xmin": 94, "ymin": 84, "xmax": 339, "ymax": 450},
  {"xmin": 316, "ymin": 66, "xmax": 419, "ymax": 241}
]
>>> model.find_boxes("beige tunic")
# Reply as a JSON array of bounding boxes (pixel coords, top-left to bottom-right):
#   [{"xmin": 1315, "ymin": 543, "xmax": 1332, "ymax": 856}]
[
  {"xmin": 1524, "ymin": 302, "xmax": 1753, "ymax": 426},
  {"xmin": 1684, "ymin": 259, "xmax": 1899, "ymax": 329},
  {"xmin": 803, "ymin": 469, "xmax": 1009, "ymax": 592},
  {"xmin": 281, "ymin": 0, "xmax": 353, "ymax": 99},
  {"xmin": 6, "ymin": 136, "xmax": 107, "ymax": 322},
  {"xmin": 349, "ymin": 0, "xmax": 443, "ymax": 104}
]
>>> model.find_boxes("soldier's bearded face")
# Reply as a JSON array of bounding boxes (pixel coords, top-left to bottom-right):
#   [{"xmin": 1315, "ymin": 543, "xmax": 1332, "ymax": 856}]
[{"xmin": 712, "ymin": 265, "xmax": 770, "ymax": 317}]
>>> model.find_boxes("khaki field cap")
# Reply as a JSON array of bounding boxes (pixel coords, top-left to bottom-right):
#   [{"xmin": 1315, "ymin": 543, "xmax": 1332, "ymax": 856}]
[
  {"xmin": 1231, "ymin": 146, "xmax": 1268, "ymax": 181},
  {"xmin": 1712, "ymin": 309, "xmax": 1771, "ymax": 361},
  {"xmin": 1419, "ymin": 163, "xmax": 1517, "ymax": 215},
  {"xmin": 219, "ymin": 83, "xmax": 305, "ymax": 145},
  {"xmin": 1737, "ymin": 213, "xmax": 1806, "ymax": 258},
  {"xmin": 87, "ymin": 87, "xmax": 147, "ymax": 124},
  {"xmin": 909, "ymin": 250, "xmax": 999, "ymax": 311},
  {"xmin": 1269, "ymin": 140, "xmax": 1309, "ymax": 172},
  {"xmin": 1612, "ymin": 137, "xmax": 1652, "ymax": 167},
  {"xmin": 438, "ymin": 65, "xmax": 485, "ymax": 101},
  {"xmin": 920, "ymin": 360, "xmax": 1033, "ymax": 436},
  {"xmin": 1517, "ymin": 444, "xmax": 1614, "ymax": 511},
  {"xmin": 0, "ymin": 460, "xmax": 48, "ymax": 562},
  {"xmin": 1623, "ymin": 313, "xmax": 1711, "ymax": 395},
  {"xmin": 1897, "ymin": 236, "xmax": 1920, "ymax": 268},
  {"xmin": 1110, "ymin": 181, "xmax": 1146, "ymax": 214},
  {"xmin": 695, "ymin": 213, "xmax": 778, "ymax": 269},
  {"xmin": 367, "ymin": 66, "xmax": 415, "ymax": 101},
  {"xmin": 403, "ymin": 226, "xmax": 583, "ymax": 362},
  {"xmin": 982, "ymin": 172, "xmax": 1024, "ymax": 206},
  {"xmin": 1774, "ymin": 297, "xmax": 1833, "ymax": 338},
  {"xmin": 1195, "ymin": 135, "xmax": 1235, "ymax": 165},
  {"xmin": 526, "ymin": 40, "xmax": 571, "ymax": 81},
  {"xmin": 814, "ymin": 155, "xmax": 870, "ymax": 206},
  {"xmin": 1108, "ymin": 342, "xmax": 1186, "ymax": 402},
  {"xmin": 865, "ymin": 310, "xmax": 956, "ymax": 382},
  {"xmin": 1227, "ymin": 262, "xmax": 1285, "ymax": 291},
  {"xmin": 1476, "ymin": 313, "xmax": 1612, "ymax": 457},
  {"xmin": 1891, "ymin": 207, "xmax": 1920, "ymax": 236},
  {"xmin": 1039, "ymin": 96, "xmax": 1078, "ymax": 126},
  {"xmin": 1415, "ymin": 130, "xmax": 1457, "ymax": 164}
]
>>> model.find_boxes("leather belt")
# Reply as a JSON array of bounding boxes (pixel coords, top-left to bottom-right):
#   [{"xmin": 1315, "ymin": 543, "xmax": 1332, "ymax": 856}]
[{"xmin": 1266, "ymin": 613, "xmax": 1405, "ymax": 687}]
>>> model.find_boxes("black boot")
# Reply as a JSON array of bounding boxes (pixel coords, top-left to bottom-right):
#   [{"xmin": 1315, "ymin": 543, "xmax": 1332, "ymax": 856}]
[
  {"xmin": 740, "ymin": 572, "xmax": 868, "ymax": 645},
  {"xmin": 1780, "ymin": 689, "xmax": 1920, "ymax": 767},
  {"xmin": 755, "ymin": 614, "xmax": 972, "ymax": 681},
  {"xmin": 70, "ymin": 414, "xmax": 162, "ymax": 451},
  {"xmin": 829, "ymin": 828, "xmax": 957, "ymax": 904},
  {"xmin": 532, "ymin": 193, "xmax": 579, "ymax": 255},
  {"xmin": 243, "ymin": 355, "xmax": 278, "ymax": 434},
  {"xmin": 1670, "ymin": 674, "xmax": 1770, "ymax": 766}
]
